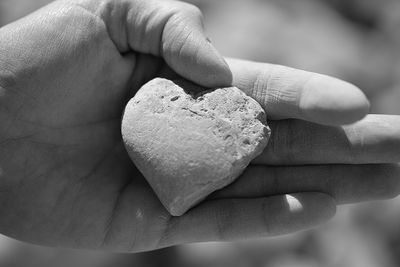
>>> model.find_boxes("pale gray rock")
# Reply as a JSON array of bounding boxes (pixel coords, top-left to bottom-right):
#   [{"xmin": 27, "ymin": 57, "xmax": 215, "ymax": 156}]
[{"xmin": 122, "ymin": 78, "xmax": 270, "ymax": 216}]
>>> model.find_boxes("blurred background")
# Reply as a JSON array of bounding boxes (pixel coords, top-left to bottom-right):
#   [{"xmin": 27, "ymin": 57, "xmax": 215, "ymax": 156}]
[{"xmin": 1, "ymin": 0, "xmax": 400, "ymax": 266}]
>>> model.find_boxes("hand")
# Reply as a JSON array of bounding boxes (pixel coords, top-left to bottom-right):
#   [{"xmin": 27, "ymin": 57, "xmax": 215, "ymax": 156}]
[
  {"xmin": 211, "ymin": 60, "xmax": 400, "ymax": 205},
  {"xmin": 0, "ymin": 0, "xmax": 398, "ymax": 253}
]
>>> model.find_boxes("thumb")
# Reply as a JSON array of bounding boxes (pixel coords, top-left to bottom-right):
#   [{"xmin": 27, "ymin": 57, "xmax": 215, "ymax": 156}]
[
  {"xmin": 160, "ymin": 2, "xmax": 232, "ymax": 88},
  {"xmin": 96, "ymin": 0, "xmax": 232, "ymax": 87}
]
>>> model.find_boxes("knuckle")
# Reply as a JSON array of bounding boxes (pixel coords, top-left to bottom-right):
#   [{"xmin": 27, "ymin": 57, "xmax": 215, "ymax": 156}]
[
  {"xmin": 160, "ymin": 2, "xmax": 205, "ymax": 56},
  {"xmin": 256, "ymin": 64, "xmax": 304, "ymax": 117},
  {"xmin": 250, "ymin": 66, "xmax": 271, "ymax": 110}
]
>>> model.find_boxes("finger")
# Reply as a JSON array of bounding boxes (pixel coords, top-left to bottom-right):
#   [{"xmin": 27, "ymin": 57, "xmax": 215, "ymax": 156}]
[
  {"xmin": 255, "ymin": 115, "xmax": 400, "ymax": 165},
  {"xmin": 157, "ymin": 193, "xmax": 335, "ymax": 248},
  {"xmin": 212, "ymin": 164, "xmax": 400, "ymax": 204},
  {"xmin": 95, "ymin": 0, "xmax": 232, "ymax": 87},
  {"xmin": 227, "ymin": 58, "xmax": 369, "ymax": 125}
]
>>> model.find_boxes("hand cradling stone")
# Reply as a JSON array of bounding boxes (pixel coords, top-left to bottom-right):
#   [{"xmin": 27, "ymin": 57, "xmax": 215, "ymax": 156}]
[{"xmin": 122, "ymin": 78, "xmax": 271, "ymax": 216}]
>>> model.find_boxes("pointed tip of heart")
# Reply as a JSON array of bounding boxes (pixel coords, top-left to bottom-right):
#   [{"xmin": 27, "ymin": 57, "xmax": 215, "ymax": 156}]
[{"xmin": 167, "ymin": 205, "xmax": 186, "ymax": 217}]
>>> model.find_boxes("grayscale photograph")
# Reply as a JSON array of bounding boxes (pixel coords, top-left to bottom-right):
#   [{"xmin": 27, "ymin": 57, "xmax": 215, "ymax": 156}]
[{"xmin": 0, "ymin": 0, "xmax": 399, "ymax": 266}]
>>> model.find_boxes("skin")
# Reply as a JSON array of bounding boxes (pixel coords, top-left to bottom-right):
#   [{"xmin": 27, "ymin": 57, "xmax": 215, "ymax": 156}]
[{"xmin": 0, "ymin": 0, "xmax": 399, "ymax": 252}]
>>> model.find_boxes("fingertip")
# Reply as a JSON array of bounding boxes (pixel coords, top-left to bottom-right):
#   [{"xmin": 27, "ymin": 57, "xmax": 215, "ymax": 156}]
[
  {"xmin": 301, "ymin": 75, "xmax": 370, "ymax": 125},
  {"xmin": 192, "ymin": 41, "xmax": 233, "ymax": 87},
  {"xmin": 287, "ymin": 193, "xmax": 336, "ymax": 228},
  {"xmin": 211, "ymin": 54, "xmax": 234, "ymax": 87}
]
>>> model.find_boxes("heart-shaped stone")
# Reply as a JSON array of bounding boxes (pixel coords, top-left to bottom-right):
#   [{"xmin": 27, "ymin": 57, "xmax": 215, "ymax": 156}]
[{"xmin": 122, "ymin": 78, "xmax": 270, "ymax": 216}]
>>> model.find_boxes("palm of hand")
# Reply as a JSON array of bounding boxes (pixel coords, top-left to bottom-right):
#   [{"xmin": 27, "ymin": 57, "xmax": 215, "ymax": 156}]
[{"xmin": 0, "ymin": 4, "xmax": 170, "ymax": 251}]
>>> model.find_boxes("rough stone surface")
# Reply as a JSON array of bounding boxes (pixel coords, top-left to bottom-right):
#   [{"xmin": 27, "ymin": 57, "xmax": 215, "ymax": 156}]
[{"xmin": 122, "ymin": 78, "xmax": 271, "ymax": 216}]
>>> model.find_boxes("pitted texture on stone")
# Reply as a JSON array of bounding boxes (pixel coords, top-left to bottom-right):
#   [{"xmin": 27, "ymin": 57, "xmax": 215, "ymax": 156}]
[{"xmin": 122, "ymin": 78, "xmax": 270, "ymax": 216}]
